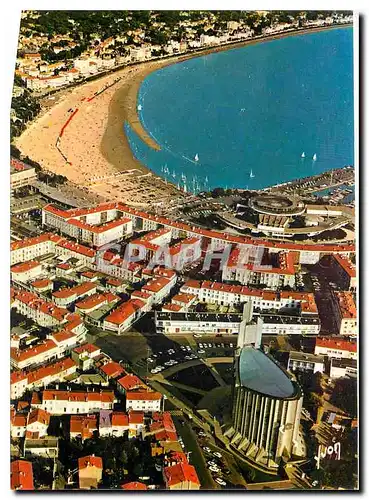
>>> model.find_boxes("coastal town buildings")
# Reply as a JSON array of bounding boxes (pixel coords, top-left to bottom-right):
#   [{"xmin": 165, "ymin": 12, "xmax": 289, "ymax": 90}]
[
  {"xmin": 10, "ymin": 157, "xmax": 37, "ymax": 195},
  {"xmin": 314, "ymin": 338, "xmax": 357, "ymax": 360},
  {"xmin": 10, "ymin": 9, "xmax": 357, "ymax": 492},
  {"xmin": 331, "ymin": 291, "xmax": 357, "ymax": 337}
]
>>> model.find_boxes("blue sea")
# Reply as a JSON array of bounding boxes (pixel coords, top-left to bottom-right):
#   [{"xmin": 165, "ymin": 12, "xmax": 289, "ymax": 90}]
[{"xmin": 125, "ymin": 27, "xmax": 354, "ymax": 192}]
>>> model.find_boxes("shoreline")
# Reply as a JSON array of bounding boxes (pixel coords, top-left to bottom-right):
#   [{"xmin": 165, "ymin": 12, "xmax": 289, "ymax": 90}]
[
  {"xmin": 105, "ymin": 23, "xmax": 352, "ymax": 165},
  {"xmin": 15, "ymin": 23, "xmax": 352, "ymax": 203}
]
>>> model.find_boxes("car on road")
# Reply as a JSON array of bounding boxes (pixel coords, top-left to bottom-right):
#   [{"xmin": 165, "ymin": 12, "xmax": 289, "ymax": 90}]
[
  {"xmin": 203, "ymin": 447, "xmax": 211, "ymax": 453},
  {"xmin": 207, "ymin": 461, "xmax": 217, "ymax": 467},
  {"xmin": 198, "ymin": 350, "xmax": 205, "ymax": 354},
  {"xmin": 164, "ymin": 361, "xmax": 172, "ymax": 366},
  {"xmin": 215, "ymin": 478, "xmax": 227, "ymax": 486},
  {"xmin": 209, "ymin": 465, "xmax": 220, "ymax": 473},
  {"xmin": 213, "ymin": 452, "xmax": 222, "ymax": 458},
  {"xmin": 193, "ymin": 334, "xmax": 202, "ymax": 338}
]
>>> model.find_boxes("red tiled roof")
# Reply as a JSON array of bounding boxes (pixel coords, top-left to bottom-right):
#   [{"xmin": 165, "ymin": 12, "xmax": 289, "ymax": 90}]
[
  {"xmin": 11, "ymin": 339, "xmax": 58, "ymax": 363},
  {"xmin": 31, "ymin": 278, "xmax": 52, "ymax": 289},
  {"xmin": 104, "ymin": 299, "xmax": 144, "ymax": 325},
  {"xmin": 51, "ymin": 330, "xmax": 76, "ymax": 344},
  {"xmin": 27, "ymin": 408, "xmax": 50, "ymax": 426},
  {"xmin": 68, "ymin": 216, "xmax": 131, "ymax": 234},
  {"xmin": 70, "ymin": 414, "xmax": 98, "ymax": 435},
  {"xmin": 11, "ymin": 260, "xmax": 41, "ymax": 274},
  {"xmin": 131, "ymin": 290, "xmax": 151, "ymax": 300},
  {"xmin": 53, "ymin": 281, "xmax": 96, "ymax": 300},
  {"xmin": 57, "ymin": 239, "xmax": 96, "ymax": 258},
  {"xmin": 11, "ymin": 413, "xmax": 27, "ymax": 427},
  {"xmin": 73, "ymin": 343, "xmax": 100, "ymax": 355},
  {"xmin": 11, "ymin": 288, "xmax": 69, "ymax": 322},
  {"xmin": 11, "ymin": 460, "xmax": 34, "ymax": 490},
  {"xmin": 335, "ymin": 291, "xmax": 357, "ymax": 319},
  {"xmin": 142, "ymin": 277, "xmax": 171, "ymax": 293},
  {"xmin": 128, "ymin": 411, "xmax": 144, "ymax": 425},
  {"xmin": 333, "ymin": 254, "xmax": 356, "ymax": 277},
  {"xmin": 121, "ymin": 482, "xmax": 148, "ymax": 490},
  {"xmin": 27, "ymin": 357, "xmax": 77, "ymax": 384},
  {"xmin": 111, "ymin": 412, "xmax": 129, "ymax": 427},
  {"xmin": 315, "ymin": 337, "xmax": 357, "ymax": 353},
  {"xmin": 153, "ymin": 266, "xmax": 177, "ymax": 279},
  {"xmin": 126, "ymin": 390, "xmax": 162, "ymax": 401},
  {"xmin": 164, "ymin": 462, "xmax": 200, "ymax": 487},
  {"xmin": 11, "ymin": 233, "xmax": 63, "ymax": 251},
  {"xmin": 117, "ymin": 374, "xmax": 145, "ymax": 391},
  {"xmin": 100, "ymin": 362, "xmax": 125, "ymax": 379},
  {"xmin": 42, "ymin": 390, "xmax": 115, "ymax": 403},
  {"xmin": 11, "ymin": 370, "xmax": 28, "ymax": 385},
  {"xmin": 163, "ymin": 303, "xmax": 183, "ymax": 312},
  {"xmin": 172, "ymin": 293, "xmax": 196, "ymax": 304},
  {"xmin": 78, "ymin": 455, "xmax": 103, "ymax": 470}
]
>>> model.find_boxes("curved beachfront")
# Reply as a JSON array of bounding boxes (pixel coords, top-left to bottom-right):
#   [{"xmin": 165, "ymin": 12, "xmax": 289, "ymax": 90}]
[{"xmin": 15, "ymin": 24, "xmax": 351, "ymax": 205}]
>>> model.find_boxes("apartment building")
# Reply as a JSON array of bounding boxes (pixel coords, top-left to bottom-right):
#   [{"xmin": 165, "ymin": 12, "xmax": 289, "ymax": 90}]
[
  {"xmin": 125, "ymin": 391, "xmax": 162, "ymax": 413},
  {"xmin": 332, "ymin": 291, "xmax": 357, "ymax": 337},
  {"xmin": 314, "ymin": 338, "xmax": 357, "ymax": 360},
  {"xmin": 32, "ymin": 390, "xmax": 116, "ymax": 415}
]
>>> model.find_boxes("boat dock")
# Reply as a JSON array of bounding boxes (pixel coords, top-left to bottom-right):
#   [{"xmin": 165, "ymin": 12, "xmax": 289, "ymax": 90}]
[{"xmin": 262, "ymin": 166, "xmax": 354, "ymax": 195}]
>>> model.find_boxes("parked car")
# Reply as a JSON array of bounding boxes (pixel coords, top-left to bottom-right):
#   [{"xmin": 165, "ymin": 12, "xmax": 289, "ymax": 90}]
[
  {"xmin": 213, "ymin": 452, "xmax": 222, "ymax": 458},
  {"xmin": 215, "ymin": 478, "xmax": 227, "ymax": 486}
]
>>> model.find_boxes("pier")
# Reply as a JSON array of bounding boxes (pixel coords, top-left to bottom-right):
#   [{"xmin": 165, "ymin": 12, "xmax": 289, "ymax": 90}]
[{"xmin": 262, "ymin": 166, "xmax": 354, "ymax": 196}]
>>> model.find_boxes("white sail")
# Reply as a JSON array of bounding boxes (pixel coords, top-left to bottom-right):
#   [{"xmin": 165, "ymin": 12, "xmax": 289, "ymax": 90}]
[
  {"xmin": 137, "ymin": 104, "xmax": 142, "ymax": 111},
  {"xmin": 250, "ymin": 169, "xmax": 255, "ymax": 179},
  {"xmin": 194, "ymin": 154, "xmax": 199, "ymax": 162},
  {"xmin": 313, "ymin": 153, "xmax": 317, "ymax": 161},
  {"xmin": 301, "ymin": 152, "xmax": 305, "ymax": 158}
]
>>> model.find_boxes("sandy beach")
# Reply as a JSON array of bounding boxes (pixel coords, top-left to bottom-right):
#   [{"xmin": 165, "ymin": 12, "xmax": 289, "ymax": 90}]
[{"xmin": 15, "ymin": 24, "xmax": 350, "ymax": 207}]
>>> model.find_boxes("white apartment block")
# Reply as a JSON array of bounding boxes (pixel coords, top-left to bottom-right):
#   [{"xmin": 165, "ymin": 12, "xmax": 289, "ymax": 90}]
[
  {"xmin": 125, "ymin": 391, "xmax": 162, "ymax": 413},
  {"xmin": 314, "ymin": 338, "xmax": 357, "ymax": 360},
  {"xmin": 332, "ymin": 292, "xmax": 357, "ymax": 337},
  {"xmin": 33, "ymin": 390, "xmax": 116, "ymax": 415},
  {"xmin": 180, "ymin": 280, "xmax": 317, "ymax": 314},
  {"xmin": 11, "ymin": 261, "xmax": 43, "ymax": 283}
]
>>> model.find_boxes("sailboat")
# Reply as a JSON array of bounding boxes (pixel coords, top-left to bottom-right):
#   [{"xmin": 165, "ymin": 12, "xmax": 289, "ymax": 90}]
[
  {"xmin": 172, "ymin": 171, "xmax": 176, "ymax": 179},
  {"xmin": 301, "ymin": 152, "xmax": 305, "ymax": 158},
  {"xmin": 312, "ymin": 153, "xmax": 317, "ymax": 161},
  {"xmin": 205, "ymin": 176, "xmax": 208, "ymax": 184},
  {"xmin": 250, "ymin": 169, "xmax": 255, "ymax": 179},
  {"xmin": 137, "ymin": 104, "xmax": 142, "ymax": 111},
  {"xmin": 194, "ymin": 154, "xmax": 199, "ymax": 162}
]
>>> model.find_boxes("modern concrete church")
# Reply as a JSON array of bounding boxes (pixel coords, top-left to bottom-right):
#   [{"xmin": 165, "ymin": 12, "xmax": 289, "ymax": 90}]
[{"xmin": 228, "ymin": 304, "xmax": 305, "ymax": 470}]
